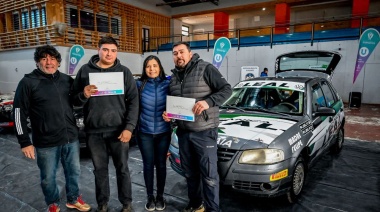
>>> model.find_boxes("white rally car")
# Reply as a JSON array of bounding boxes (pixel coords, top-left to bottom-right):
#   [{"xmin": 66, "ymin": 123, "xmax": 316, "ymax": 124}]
[{"xmin": 168, "ymin": 50, "xmax": 345, "ymax": 202}]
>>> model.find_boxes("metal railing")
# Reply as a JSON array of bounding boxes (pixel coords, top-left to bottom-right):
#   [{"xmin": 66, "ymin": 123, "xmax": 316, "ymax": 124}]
[{"xmin": 149, "ymin": 15, "xmax": 380, "ymax": 53}]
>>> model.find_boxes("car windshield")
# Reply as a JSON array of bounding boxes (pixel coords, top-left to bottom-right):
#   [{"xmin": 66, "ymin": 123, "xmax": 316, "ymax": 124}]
[{"xmin": 223, "ymin": 81, "xmax": 305, "ymax": 115}]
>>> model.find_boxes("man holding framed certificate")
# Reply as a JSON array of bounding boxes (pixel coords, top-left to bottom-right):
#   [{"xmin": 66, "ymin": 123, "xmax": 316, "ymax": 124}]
[
  {"xmin": 163, "ymin": 41, "xmax": 232, "ymax": 212},
  {"xmin": 72, "ymin": 36, "xmax": 138, "ymax": 212}
]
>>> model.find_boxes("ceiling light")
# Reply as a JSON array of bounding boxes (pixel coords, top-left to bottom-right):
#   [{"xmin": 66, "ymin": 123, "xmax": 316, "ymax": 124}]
[{"xmin": 262, "ymin": 8, "xmax": 266, "ymax": 11}]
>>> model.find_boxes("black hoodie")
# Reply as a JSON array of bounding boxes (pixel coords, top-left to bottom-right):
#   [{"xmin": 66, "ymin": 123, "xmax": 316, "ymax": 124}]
[
  {"xmin": 72, "ymin": 55, "xmax": 139, "ymax": 134},
  {"xmin": 13, "ymin": 69, "xmax": 78, "ymax": 148}
]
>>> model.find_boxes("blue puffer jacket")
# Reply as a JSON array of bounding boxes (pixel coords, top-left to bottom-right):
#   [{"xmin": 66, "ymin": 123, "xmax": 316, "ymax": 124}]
[{"xmin": 136, "ymin": 77, "xmax": 171, "ymax": 134}]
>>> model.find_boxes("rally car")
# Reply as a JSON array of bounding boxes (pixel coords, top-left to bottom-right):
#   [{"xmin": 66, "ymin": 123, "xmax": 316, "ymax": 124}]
[
  {"xmin": 0, "ymin": 93, "xmax": 15, "ymax": 130},
  {"xmin": 168, "ymin": 50, "xmax": 345, "ymax": 203}
]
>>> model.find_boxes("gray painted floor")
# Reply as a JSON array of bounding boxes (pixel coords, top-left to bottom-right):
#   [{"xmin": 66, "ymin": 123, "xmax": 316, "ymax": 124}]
[{"xmin": 0, "ymin": 131, "xmax": 379, "ymax": 212}]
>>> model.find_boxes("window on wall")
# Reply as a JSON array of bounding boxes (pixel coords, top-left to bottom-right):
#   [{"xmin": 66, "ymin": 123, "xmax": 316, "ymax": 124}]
[
  {"xmin": 97, "ymin": 14, "xmax": 109, "ymax": 33},
  {"xmin": 182, "ymin": 25, "xmax": 189, "ymax": 36},
  {"xmin": 21, "ymin": 10, "xmax": 30, "ymax": 29},
  {"xmin": 69, "ymin": 8, "xmax": 78, "ymax": 27},
  {"xmin": 12, "ymin": 12, "xmax": 20, "ymax": 31},
  {"xmin": 110, "ymin": 17, "xmax": 119, "ymax": 35},
  {"xmin": 11, "ymin": 6, "xmax": 47, "ymax": 31},
  {"xmin": 69, "ymin": 8, "xmax": 119, "ymax": 35},
  {"xmin": 41, "ymin": 6, "xmax": 47, "ymax": 26},
  {"xmin": 31, "ymin": 8, "xmax": 41, "ymax": 28},
  {"xmin": 142, "ymin": 28, "xmax": 150, "ymax": 52},
  {"xmin": 80, "ymin": 10, "xmax": 94, "ymax": 31}
]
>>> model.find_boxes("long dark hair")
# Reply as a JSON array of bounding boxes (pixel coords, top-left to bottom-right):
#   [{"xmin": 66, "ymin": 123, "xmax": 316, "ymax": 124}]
[{"xmin": 140, "ymin": 55, "xmax": 167, "ymax": 80}]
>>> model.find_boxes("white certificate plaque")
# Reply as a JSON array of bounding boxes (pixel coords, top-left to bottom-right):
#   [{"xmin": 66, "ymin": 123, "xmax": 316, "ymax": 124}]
[
  {"xmin": 89, "ymin": 72, "xmax": 124, "ymax": 96},
  {"xmin": 166, "ymin": 96, "xmax": 195, "ymax": 122}
]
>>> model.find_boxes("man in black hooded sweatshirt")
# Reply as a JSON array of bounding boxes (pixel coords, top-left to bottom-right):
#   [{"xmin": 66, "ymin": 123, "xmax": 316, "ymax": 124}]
[{"xmin": 72, "ymin": 36, "xmax": 139, "ymax": 212}]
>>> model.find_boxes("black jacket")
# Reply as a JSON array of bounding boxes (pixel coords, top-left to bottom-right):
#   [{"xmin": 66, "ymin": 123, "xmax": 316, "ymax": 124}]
[
  {"xmin": 72, "ymin": 55, "xmax": 139, "ymax": 134},
  {"xmin": 13, "ymin": 69, "xmax": 79, "ymax": 148},
  {"xmin": 170, "ymin": 53, "xmax": 232, "ymax": 131}
]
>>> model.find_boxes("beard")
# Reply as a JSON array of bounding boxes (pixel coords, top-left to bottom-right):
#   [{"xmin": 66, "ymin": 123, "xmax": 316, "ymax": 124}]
[{"xmin": 175, "ymin": 59, "xmax": 186, "ymax": 69}]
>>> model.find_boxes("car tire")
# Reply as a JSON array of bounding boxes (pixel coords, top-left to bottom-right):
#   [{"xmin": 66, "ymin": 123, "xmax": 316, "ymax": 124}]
[
  {"xmin": 331, "ymin": 128, "xmax": 344, "ymax": 154},
  {"xmin": 287, "ymin": 156, "xmax": 305, "ymax": 203}
]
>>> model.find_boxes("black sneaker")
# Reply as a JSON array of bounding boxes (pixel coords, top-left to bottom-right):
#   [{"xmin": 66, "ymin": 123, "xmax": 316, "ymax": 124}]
[
  {"xmin": 97, "ymin": 203, "xmax": 108, "ymax": 212},
  {"xmin": 145, "ymin": 196, "xmax": 155, "ymax": 211},
  {"xmin": 155, "ymin": 196, "xmax": 166, "ymax": 211},
  {"xmin": 182, "ymin": 203, "xmax": 205, "ymax": 212},
  {"xmin": 121, "ymin": 204, "xmax": 132, "ymax": 212}
]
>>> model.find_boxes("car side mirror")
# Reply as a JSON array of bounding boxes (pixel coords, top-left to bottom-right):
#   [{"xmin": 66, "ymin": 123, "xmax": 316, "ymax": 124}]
[{"xmin": 313, "ymin": 107, "xmax": 335, "ymax": 117}]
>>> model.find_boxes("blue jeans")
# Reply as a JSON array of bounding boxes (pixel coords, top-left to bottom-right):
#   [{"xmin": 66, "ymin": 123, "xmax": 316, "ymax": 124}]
[
  {"xmin": 87, "ymin": 132, "xmax": 132, "ymax": 206},
  {"xmin": 177, "ymin": 128, "xmax": 220, "ymax": 212},
  {"xmin": 137, "ymin": 131, "xmax": 171, "ymax": 197},
  {"xmin": 36, "ymin": 140, "xmax": 80, "ymax": 206}
]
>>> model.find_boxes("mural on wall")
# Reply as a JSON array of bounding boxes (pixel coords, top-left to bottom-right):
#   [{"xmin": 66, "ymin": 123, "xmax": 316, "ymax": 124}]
[{"xmin": 68, "ymin": 45, "xmax": 85, "ymax": 75}]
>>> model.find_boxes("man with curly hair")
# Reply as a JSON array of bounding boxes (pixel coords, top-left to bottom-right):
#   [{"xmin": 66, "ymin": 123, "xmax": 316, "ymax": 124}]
[{"xmin": 13, "ymin": 45, "xmax": 91, "ymax": 212}]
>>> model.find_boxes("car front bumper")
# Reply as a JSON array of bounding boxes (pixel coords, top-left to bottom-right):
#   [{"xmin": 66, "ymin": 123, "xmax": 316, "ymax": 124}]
[{"xmin": 219, "ymin": 158, "xmax": 293, "ymax": 197}]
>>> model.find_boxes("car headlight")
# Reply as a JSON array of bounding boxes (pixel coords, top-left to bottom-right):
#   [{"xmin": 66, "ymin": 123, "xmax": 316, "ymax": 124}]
[
  {"xmin": 170, "ymin": 131, "xmax": 179, "ymax": 149},
  {"xmin": 239, "ymin": 149, "xmax": 284, "ymax": 164}
]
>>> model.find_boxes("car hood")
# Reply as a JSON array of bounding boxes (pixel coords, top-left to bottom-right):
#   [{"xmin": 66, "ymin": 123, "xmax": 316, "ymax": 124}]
[
  {"xmin": 275, "ymin": 50, "xmax": 341, "ymax": 79},
  {"xmin": 217, "ymin": 115, "xmax": 297, "ymax": 150}
]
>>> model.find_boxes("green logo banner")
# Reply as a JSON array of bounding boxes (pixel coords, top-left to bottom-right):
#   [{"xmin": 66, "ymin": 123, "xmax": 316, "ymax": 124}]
[
  {"xmin": 212, "ymin": 37, "xmax": 231, "ymax": 69},
  {"xmin": 68, "ymin": 45, "xmax": 85, "ymax": 75},
  {"xmin": 353, "ymin": 28, "xmax": 380, "ymax": 83}
]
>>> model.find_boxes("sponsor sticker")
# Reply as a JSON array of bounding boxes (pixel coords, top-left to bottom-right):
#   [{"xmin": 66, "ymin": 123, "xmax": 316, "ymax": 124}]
[
  {"xmin": 300, "ymin": 120, "xmax": 313, "ymax": 134},
  {"xmin": 288, "ymin": 132, "xmax": 301, "ymax": 145},
  {"xmin": 292, "ymin": 140, "xmax": 303, "ymax": 153},
  {"xmin": 270, "ymin": 169, "xmax": 288, "ymax": 181}
]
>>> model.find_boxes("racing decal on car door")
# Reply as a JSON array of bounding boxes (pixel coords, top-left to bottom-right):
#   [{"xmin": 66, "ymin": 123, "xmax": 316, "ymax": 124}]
[{"xmin": 236, "ymin": 81, "xmax": 305, "ymax": 92}]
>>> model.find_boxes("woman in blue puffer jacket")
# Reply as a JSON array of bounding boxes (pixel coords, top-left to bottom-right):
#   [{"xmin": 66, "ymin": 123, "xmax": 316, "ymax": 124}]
[{"xmin": 136, "ymin": 55, "xmax": 171, "ymax": 211}]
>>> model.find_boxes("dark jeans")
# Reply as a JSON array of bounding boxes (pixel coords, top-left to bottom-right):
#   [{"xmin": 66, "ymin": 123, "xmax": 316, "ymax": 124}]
[
  {"xmin": 87, "ymin": 132, "xmax": 132, "ymax": 206},
  {"xmin": 137, "ymin": 131, "xmax": 171, "ymax": 197},
  {"xmin": 36, "ymin": 140, "xmax": 80, "ymax": 205},
  {"xmin": 177, "ymin": 128, "xmax": 220, "ymax": 212}
]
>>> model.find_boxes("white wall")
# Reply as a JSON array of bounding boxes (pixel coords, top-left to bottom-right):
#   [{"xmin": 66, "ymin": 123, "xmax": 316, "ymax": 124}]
[
  {"xmin": 0, "ymin": 47, "xmax": 144, "ymax": 94},
  {"xmin": 1, "ymin": 39, "xmax": 379, "ymax": 104},
  {"xmin": 145, "ymin": 39, "xmax": 380, "ymax": 104}
]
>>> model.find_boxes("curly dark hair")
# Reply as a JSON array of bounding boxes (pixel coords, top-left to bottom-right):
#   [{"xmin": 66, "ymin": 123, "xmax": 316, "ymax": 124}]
[
  {"xmin": 140, "ymin": 55, "xmax": 166, "ymax": 80},
  {"xmin": 34, "ymin": 45, "xmax": 62, "ymax": 63},
  {"xmin": 98, "ymin": 36, "xmax": 119, "ymax": 48}
]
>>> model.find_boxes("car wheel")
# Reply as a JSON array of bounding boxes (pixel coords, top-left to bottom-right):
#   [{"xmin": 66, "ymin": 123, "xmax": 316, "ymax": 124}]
[
  {"xmin": 331, "ymin": 128, "xmax": 344, "ymax": 154},
  {"xmin": 287, "ymin": 157, "xmax": 305, "ymax": 203}
]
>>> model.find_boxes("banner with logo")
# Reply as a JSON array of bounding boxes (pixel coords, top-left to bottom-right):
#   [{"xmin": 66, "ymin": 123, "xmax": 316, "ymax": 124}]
[
  {"xmin": 353, "ymin": 28, "xmax": 380, "ymax": 83},
  {"xmin": 240, "ymin": 66, "xmax": 259, "ymax": 80},
  {"xmin": 68, "ymin": 45, "xmax": 85, "ymax": 75},
  {"xmin": 212, "ymin": 37, "xmax": 231, "ymax": 69}
]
